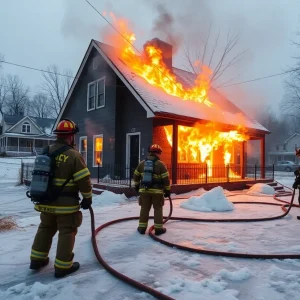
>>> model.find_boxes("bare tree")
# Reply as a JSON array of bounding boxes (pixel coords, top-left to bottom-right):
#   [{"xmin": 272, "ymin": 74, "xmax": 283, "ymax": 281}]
[
  {"xmin": 280, "ymin": 32, "xmax": 300, "ymax": 129},
  {"xmin": 29, "ymin": 93, "xmax": 51, "ymax": 118},
  {"xmin": 256, "ymin": 106, "xmax": 290, "ymax": 152},
  {"xmin": 0, "ymin": 76, "xmax": 8, "ymax": 116},
  {"xmin": 182, "ymin": 28, "xmax": 246, "ymax": 87},
  {"xmin": 5, "ymin": 74, "xmax": 29, "ymax": 116},
  {"xmin": 0, "ymin": 53, "xmax": 4, "ymax": 71},
  {"xmin": 280, "ymin": 74, "xmax": 300, "ymax": 130},
  {"xmin": 41, "ymin": 65, "xmax": 73, "ymax": 117}
]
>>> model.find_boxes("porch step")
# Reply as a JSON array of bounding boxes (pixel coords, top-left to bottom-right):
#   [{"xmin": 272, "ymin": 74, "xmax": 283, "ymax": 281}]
[
  {"xmin": 245, "ymin": 182, "xmax": 286, "ymax": 192},
  {"xmin": 92, "ymin": 187, "xmax": 104, "ymax": 195}
]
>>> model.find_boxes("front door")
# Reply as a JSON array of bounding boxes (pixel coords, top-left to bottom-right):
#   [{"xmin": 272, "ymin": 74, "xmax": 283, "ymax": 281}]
[{"xmin": 126, "ymin": 133, "xmax": 140, "ymax": 178}]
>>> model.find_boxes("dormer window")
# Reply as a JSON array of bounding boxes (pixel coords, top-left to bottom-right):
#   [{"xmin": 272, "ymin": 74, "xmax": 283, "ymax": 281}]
[{"xmin": 22, "ymin": 122, "xmax": 31, "ymax": 133}]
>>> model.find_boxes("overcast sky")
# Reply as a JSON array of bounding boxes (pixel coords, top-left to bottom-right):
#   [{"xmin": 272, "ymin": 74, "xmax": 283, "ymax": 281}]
[{"xmin": 1, "ymin": 0, "xmax": 300, "ymax": 119}]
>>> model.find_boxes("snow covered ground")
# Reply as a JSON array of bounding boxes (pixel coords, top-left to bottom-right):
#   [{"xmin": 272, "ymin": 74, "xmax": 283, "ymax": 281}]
[{"xmin": 1, "ymin": 162, "xmax": 300, "ymax": 299}]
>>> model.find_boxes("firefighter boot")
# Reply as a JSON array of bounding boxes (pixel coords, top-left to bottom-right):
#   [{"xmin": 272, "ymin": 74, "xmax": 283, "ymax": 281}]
[
  {"xmin": 155, "ymin": 228, "xmax": 167, "ymax": 235},
  {"xmin": 29, "ymin": 257, "xmax": 50, "ymax": 270},
  {"xmin": 137, "ymin": 227, "xmax": 146, "ymax": 234},
  {"xmin": 54, "ymin": 262, "xmax": 80, "ymax": 278}
]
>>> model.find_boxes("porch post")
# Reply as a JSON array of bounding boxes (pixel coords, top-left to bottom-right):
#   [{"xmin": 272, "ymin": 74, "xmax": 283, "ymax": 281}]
[
  {"xmin": 5, "ymin": 136, "xmax": 7, "ymax": 150},
  {"xmin": 240, "ymin": 141, "xmax": 246, "ymax": 179},
  {"xmin": 172, "ymin": 122, "xmax": 178, "ymax": 184},
  {"xmin": 18, "ymin": 138, "xmax": 19, "ymax": 153},
  {"xmin": 260, "ymin": 136, "xmax": 266, "ymax": 179}
]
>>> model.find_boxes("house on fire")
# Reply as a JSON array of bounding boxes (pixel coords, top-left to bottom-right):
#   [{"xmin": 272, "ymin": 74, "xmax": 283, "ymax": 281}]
[{"xmin": 54, "ymin": 38, "xmax": 270, "ymax": 183}]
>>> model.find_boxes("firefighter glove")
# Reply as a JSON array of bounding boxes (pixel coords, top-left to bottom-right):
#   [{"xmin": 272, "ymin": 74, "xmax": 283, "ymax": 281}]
[
  {"xmin": 164, "ymin": 190, "xmax": 171, "ymax": 198},
  {"xmin": 293, "ymin": 180, "xmax": 299, "ymax": 189},
  {"xmin": 135, "ymin": 185, "xmax": 140, "ymax": 193},
  {"xmin": 81, "ymin": 198, "xmax": 92, "ymax": 209}
]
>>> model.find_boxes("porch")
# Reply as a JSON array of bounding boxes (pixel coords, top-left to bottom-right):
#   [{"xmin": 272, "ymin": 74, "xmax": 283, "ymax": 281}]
[{"xmin": 0, "ymin": 135, "xmax": 54, "ymax": 156}]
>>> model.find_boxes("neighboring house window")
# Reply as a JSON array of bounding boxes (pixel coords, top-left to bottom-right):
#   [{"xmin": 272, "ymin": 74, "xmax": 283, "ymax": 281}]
[
  {"xmin": 87, "ymin": 77, "xmax": 105, "ymax": 111},
  {"xmin": 22, "ymin": 122, "xmax": 31, "ymax": 133},
  {"xmin": 79, "ymin": 136, "xmax": 87, "ymax": 163},
  {"xmin": 283, "ymin": 144, "xmax": 286, "ymax": 151},
  {"xmin": 93, "ymin": 135, "xmax": 103, "ymax": 167},
  {"xmin": 276, "ymin": 145, "xmax": 279, "ymax": 151}
]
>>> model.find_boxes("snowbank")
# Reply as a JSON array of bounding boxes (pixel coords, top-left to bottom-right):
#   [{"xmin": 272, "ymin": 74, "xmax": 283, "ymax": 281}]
[
  {"xmin": 246, "ymin": 183, "xmax": 275, "ymax": 195},
  {"xmin": 93, "ymin": 190, "xmax": 128, "ymax": 206},
  {"xmin": 180, "ymin": 186, "xmax": 235, "ymax": 212}
]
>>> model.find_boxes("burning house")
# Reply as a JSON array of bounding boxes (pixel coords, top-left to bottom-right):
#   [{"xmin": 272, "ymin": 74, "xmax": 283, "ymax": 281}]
[{"xmin": 54, "ymin": 18, "xmax": 270, "ymax": 188}]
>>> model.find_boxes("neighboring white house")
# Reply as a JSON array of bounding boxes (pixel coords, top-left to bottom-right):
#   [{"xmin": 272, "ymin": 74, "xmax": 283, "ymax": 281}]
[
  {"xmin": 267, "ymin": 133, "xmax": 300, "ymax": 164},
  {"xmin": 0, "ymin": 114, "xmax": 56, "ymax": 156}
]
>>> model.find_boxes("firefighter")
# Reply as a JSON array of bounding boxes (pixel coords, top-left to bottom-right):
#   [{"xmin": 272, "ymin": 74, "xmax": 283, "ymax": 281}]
[
  {"xmin": 29, "ymin": 118, "xmax": 92, "ymax": 278},
  {"xmin": 133, "ymin": 144, "xmax": 171, "ymax": 235},
  {"xmin": 293, "ymin": 148, "xmax": 300, "ymax": 205}
]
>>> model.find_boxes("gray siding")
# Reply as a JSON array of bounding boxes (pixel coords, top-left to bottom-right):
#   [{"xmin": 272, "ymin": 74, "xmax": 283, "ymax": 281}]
[
  {"xmin": 115, "ymin": 78, "xmax": 153, "ymax": 166},
  {"xmin": 61, "ymin": 48, "xmax": 153, "ymax": 178},
  {"xmin": 9, "ymin": 118, "xmax": 41, "ymax": 134},
  {"xmin": 62, "ymin": 48, "xmax": 117, "ymax": 178}
]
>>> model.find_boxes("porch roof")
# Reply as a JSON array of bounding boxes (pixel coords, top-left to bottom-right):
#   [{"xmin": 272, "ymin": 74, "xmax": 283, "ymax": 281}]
[{"xmin": 1, "ymin": 132, "xmax": 55, "ymax": 139}]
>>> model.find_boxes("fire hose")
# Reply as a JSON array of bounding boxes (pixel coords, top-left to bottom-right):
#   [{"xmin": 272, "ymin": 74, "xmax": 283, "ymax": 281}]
[{"xmin": 88, "ymin": 183, "xmax": 300, "ymax": 300}]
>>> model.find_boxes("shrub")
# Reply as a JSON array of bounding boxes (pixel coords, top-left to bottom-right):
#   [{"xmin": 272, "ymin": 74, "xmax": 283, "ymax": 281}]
[{"xmin": 0, "ymin": 217, "xmax": 17, "ymax": 232}]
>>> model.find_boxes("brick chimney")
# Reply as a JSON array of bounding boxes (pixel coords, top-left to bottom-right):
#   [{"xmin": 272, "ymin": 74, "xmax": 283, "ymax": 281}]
[{"xmin": 143, "ymin": 38, "xmax": 173, "ymax": 71}]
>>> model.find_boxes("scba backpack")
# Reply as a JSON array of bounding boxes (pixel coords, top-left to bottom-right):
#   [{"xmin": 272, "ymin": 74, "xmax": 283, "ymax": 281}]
[
  {"xmin": 141, "ymin": 158, "xmax": 157, "ymax": 189},
  {"xmin": 26, "ymin": 145, "xmax": 71, "ymax": 203}
]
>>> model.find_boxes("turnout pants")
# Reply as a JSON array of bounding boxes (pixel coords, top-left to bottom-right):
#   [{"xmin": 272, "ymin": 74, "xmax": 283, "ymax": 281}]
[
  {"xmin": 30, "ymin": 211, "xmax": 82, "ymax": 270},
  {"xmin": 138, "ymin": 193, "xmax": 164, "ymax": 230}
]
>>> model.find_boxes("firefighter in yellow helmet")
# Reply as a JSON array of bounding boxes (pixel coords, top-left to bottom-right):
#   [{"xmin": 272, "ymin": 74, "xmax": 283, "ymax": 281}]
[
  {"xmin": 29, "ymin": 118, "xmax": 92, "ymax": 278},
  {"xmin": 133, "ymin": 144, "xmax": 171, "ymax": 235}
]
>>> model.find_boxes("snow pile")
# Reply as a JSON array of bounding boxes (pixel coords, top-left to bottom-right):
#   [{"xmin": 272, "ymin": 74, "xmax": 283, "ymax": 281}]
[
  {"xmin": 180, "ymin": 186, "xmax": 235, "ymax": 212},
  {"xmin": 93, "ymin": 190, "xmax": 128, "ymax": 206},
  {"xmin": 246, "ymin": 183, "xmax": 275, "ymax": 195}
]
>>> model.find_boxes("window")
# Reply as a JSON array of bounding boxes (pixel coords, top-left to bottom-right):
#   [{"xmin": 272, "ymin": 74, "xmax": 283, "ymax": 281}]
[
  {"xmin": 93, "ymin": 135, "xmax": 103, "ymax": 167},
  {"xmin": 87, "ymin": 82, "xmax": 96, "ymax": 111},
  {"xmin": 87, "ymin": 77, "xmax": 105, "ymax": 111},
  {"xmin": 22, "ymin": 122, "xmax": 31, "ymax": 133},
  {"xmin": 96, "ymin": 78, "xmax": 105, "ymax": 108},
  {"xmin": 283, "ymin": 144, "xmax": 286, "ymax": 151},
  {"xmin": 79, "ymin": 136, "xmax": 87, "ymax": 163}
]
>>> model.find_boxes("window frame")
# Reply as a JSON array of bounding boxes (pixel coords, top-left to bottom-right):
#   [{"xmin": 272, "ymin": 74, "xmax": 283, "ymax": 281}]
[
  {"xmin": 87, "ymin": 81, "xmax": 96, "ymax": 111},
  {"xmin": 22, "ymin": 122, "xmax": 31, "ymax": 133},
  {"xmin": 93, "ymin": 134, "xmax": 104, "ymax": 167},
  {"xmin": 96, "ymin": 77, "xmax": 105, "ymax": 109},
  {"xmin": 87, "ymin": 76, "xmax": 106, "ymax": 112},
  {"xmin": 79, "ymin": 136, "xmax": 87, "ymax": 163}
]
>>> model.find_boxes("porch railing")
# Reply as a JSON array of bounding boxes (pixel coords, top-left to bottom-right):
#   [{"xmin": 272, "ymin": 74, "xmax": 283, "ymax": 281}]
[
  {"xmin": 4, "ymin": 146, "xmax": 43, "ymax": 153},
  {"xmin": 21, "ymin": 163, "xmax": 276, "ymax": 187}
]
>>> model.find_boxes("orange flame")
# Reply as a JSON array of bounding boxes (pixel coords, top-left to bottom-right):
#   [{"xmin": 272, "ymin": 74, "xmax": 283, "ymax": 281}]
[
  {"xmin": 105, "ymin": 13, "xmax": 213, "ymax": 107},
  {"xmin": 164, "ymin": 123, "xmax": 249, "ymax": 167}
]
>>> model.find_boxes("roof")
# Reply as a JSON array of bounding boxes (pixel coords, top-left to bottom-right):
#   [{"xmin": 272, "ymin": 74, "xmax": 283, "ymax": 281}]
[
  {"xmin": 3, "ymin": 114, "xmax": 23, "ymax": 125},
  {"xmin": 56, "ymin": 39, "xmax": 269, "ymax": 134},
  {"xmin": 284, "ymin": 133, "xmax": 300, "ymax": 144},
  {"xmin": 3, "ymin": 114, "xmax": 55, "ymax": 135}
]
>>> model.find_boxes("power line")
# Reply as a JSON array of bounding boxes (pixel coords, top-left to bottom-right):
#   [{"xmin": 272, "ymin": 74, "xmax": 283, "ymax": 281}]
[
  {"xmin": 222, "ymin": 70, "xmax": 293, "ymax": 88},
  {"xmin": 84, "ymin": 0, "xmax": 294, "ymax": 89},
  {"xmin": 0, "ymin": 28, "xmax": 295, "ymax": 90},
  {"xmin": 0, "ymin": 55, "xmax": 294, "ymax": 90},
  {"xmin": 0, "ymin": 60, "xmax": 74, "ymax": 78}
]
